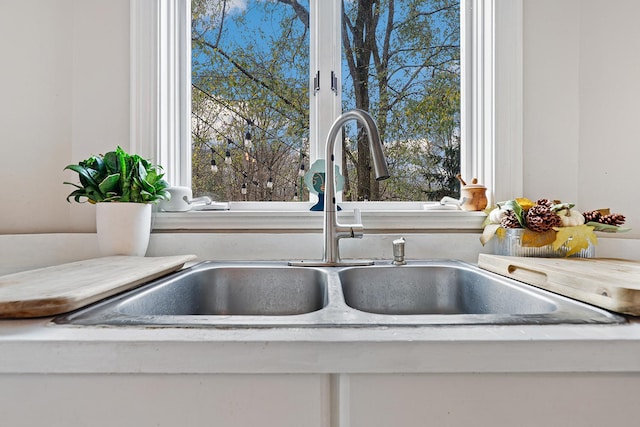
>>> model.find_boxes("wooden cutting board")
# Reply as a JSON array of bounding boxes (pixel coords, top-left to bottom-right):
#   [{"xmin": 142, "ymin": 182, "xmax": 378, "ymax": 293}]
[
  {"xmin": 0, "ymin": 255, "xmax": 196, "ymax": 318},
  {"xmin": 478, "ymin": 254, "xmax": 640, "ymax": 315}
]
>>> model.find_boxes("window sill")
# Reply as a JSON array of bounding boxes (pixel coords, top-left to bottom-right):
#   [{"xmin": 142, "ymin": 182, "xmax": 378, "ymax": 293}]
[{"xmin": 152, "ymin": 203, "xmax": 486, "ymax": 233}]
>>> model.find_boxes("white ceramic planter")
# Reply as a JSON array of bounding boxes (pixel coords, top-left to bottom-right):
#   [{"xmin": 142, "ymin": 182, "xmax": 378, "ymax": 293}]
[{"xmin": 95, "ymin": 203, "xmax": 152, "ymax": 257}]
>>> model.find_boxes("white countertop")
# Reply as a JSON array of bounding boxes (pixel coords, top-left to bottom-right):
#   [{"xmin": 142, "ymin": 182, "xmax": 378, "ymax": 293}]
[
  {"xmin": 1, "ymin": 316, "xmax": 639, "ymax": 375},
  {"xmin": 2, "ymin": 233, "xmax": 640, "ymax": 376}
]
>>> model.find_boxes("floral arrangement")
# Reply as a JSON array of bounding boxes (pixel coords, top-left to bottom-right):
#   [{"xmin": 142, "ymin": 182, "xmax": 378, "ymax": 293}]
[{"xmin": 481, "ymin": 198, "xmax": 629, "ymax": 256}]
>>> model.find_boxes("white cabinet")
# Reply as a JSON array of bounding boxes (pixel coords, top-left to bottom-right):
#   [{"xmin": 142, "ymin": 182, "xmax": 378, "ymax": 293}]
[
  {"xmin": 2, "ymin": 372, "xmax": 640, "ymax": 426},
  {"xmin": 342, "ymin": 373, "xmax": 640, "ymax": 427},
  {"xmin": 0, "ymin": 374, "xmax": 330, "ymax": 427}
]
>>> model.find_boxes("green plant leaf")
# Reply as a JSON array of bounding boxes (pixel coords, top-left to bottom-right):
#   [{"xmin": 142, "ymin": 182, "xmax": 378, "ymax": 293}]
[
  {"xmin": 586, "ymin": 221, "xmax": 632, "ymax": 233},
  {"xmin": 103, "ymin": 151, "xmax": 119, "ymax": 174},
  {"xmin": 85, "ymin": 187, "xmax": 105, "ymax": 203},
  {"xmin": 99, "ymin": 173, "xmax": 120, "ymax": 194},
  {"xmin": 63, "ymin": 181, "xmax": 83, "ymax": 190},
  {"xmin": 66, "ymin": 188, "xmax": 89, "ymax": 203},
  {"xmin": 64, "ymin": 164, "xmax": 101, "ymax": 190},
  {"xmin": 139, "ymin": 177, "xmax": 155, "ymax": 194}
]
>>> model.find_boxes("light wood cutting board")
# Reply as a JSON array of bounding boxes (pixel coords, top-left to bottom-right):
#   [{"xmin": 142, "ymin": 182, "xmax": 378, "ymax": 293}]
[
  {"xmin": 0, "ymin": 255, "xmax": 196, "ymax": 318},
  {"xmin": 478, "ymin": 254, "xmax": 640, "ymax": 315}
]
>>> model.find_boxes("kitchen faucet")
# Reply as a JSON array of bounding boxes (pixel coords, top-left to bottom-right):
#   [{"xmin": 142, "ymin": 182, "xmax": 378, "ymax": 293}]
[{"xmin": 291, "ymin": 109, "xmax": 390, "ymax": 266}]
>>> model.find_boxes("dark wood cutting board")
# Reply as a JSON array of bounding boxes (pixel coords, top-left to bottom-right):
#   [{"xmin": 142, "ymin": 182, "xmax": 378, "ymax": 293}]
[
  {"xmin": 0, "ymin": 255, "xmax": 196, "ymax": 318},
  {"xmin": 478, "ymin": 254, "xmax": 640, "ymax": 315}
]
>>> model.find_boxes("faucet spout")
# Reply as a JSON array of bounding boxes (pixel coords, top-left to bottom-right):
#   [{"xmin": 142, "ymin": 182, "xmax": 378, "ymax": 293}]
[
  {"xmin": 289, "ymin": 109, "xmax": 390, "ymax": 267},
  {"xmin": 322, "ymin": 109, "xmax": 389, "ymax": 265}
]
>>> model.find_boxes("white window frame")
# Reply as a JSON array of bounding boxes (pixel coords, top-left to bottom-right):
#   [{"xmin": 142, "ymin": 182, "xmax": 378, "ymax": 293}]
[{"xmin": 131, "ymin": 0, "xmax": 522, "ymax": 232}]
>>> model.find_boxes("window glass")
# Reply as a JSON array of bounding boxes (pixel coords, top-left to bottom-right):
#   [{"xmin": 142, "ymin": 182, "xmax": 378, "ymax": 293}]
[
  {"xmin": 191, "ymin": 0, "xmax": 460, "ymax": 202},
  {"xmin": 192, "ymin": 0, "xmax": 310, "ymax": 201},
  {"xmin": 341, "ymin": 0, "xmax": 460, "ymax": 201}
]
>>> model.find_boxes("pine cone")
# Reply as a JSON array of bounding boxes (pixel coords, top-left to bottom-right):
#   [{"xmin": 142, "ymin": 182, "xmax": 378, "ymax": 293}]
[
  {"xmin": 535, "ymin": 199, "xmax": 554, "ymax": 208},
  {"xmin": 583, "ymin": 210, "xmax": 602, "ymax": 223},
  {"xmin": 600, "ymin": 213, "xmax": 626, "ymax": 225},
  {"xmin": 500, "ymin": 210, "xmax": 521, "ymax": 229},
  {"xmin": 526, "ymin": 203, "xmax": 561, "ymax": 232}
]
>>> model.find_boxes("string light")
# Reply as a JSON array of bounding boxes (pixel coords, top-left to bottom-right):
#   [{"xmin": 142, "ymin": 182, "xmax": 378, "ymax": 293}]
[
  {"xmin": 191, "ymin": 108, "xmax": 311, "ymax": 200},
  {"xmin": 210, "ymin": 148, "xmax": 218, "ymax": 174},
  {"xmin": 192, "ymin": 85, "xmax": 305, "ymax": 158},
  {"xmin": 298, "ymin": 152, "xmax": 307, "ymax": 177},
  {"xmin": 244, "ymin": 120, "xmax": 253, "ymax": 149},
  {"xmin": 193, "ymin": 111, "xmax": 306, "ymax": 181}
]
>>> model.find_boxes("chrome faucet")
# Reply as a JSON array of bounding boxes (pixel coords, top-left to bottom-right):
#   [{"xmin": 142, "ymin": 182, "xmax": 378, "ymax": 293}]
[{"xmin": 291, "ymin": 109, "xmax": 390, "ymax": 267}]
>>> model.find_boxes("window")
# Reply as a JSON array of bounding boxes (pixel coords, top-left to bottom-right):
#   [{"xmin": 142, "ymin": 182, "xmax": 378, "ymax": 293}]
[
  {"xmin": 131, "ymin": 0, "xmax": 523, "ymax": 229},
  {"xmin": 190, "ymin": 0, "xmax": 460, "ymax": 203},
  {"xmin": 191, "ymin": 0, "xmax": 312, "ymax": 202}
]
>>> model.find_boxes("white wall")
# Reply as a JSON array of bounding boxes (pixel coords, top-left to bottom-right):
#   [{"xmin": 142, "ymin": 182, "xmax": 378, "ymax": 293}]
[
  {"xmin": 578, "ymin": 0, "xmax": 640, "ymax": 238},
  {"xmin": 0, "ymin": 0, "xmax": 638, "ymax": 238},
  {"xmin": 0, "ymin": 0, "xmax": 130, "ymax": 233},
  {"xmin": 523, "ymin": 0, "xmax": 640, "ymax": 238}
]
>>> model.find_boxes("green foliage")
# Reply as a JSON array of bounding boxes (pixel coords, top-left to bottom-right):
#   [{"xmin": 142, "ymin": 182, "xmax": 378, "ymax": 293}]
[{"xmin": 64, "ymin": 147, "xmax": 170, "ymax": 204}]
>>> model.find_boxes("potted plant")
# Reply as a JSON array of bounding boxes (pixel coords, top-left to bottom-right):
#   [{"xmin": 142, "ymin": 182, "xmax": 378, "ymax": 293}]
[{"xmin": 64, "ymin": 146, "xmax": 170, "ymax": 256}]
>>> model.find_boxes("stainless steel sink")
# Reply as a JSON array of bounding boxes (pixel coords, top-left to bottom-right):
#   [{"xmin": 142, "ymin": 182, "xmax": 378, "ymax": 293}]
[
  {"xmin": 114, "ymin": 266, "xmax": 328, "ymax": 316},
  {"xmin": 55, "ymin": 260, "xmax": 625, "ymax": 327},
  {"xmin": 339, "ymin": 265, "xmax": 556, "ymax": 315}
]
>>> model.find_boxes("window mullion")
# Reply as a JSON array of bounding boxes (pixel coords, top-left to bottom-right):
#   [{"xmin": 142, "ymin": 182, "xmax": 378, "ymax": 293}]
[{"xmin": 309, "ymin": 0, "xmax": 342, "ymax": 166}]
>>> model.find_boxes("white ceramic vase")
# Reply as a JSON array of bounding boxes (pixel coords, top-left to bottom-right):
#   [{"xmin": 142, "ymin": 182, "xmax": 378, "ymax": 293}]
[{"xmin": 95, "ymin": 202, "xmax": 152, "ymax": 257}]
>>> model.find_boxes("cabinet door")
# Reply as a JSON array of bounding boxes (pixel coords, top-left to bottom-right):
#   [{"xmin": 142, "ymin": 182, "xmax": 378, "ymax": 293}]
[
  {"xmin": 343, "ymin": 373, "xmax": 640, "ymax": 427},
  {"xmin": 0, "ymin": 374, "xmax": 330, "ymax": 427}
]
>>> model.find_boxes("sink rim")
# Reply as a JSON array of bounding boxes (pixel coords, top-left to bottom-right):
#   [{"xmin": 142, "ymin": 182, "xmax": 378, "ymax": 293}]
[{"xmin": 53, "ymin": 260, "xmax": 626, "ymax": 327}]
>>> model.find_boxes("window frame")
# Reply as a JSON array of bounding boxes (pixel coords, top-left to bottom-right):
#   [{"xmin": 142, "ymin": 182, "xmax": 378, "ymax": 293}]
[{"xmin": 131, "ymin": 0, "xmax": 523, "ymax": 231}]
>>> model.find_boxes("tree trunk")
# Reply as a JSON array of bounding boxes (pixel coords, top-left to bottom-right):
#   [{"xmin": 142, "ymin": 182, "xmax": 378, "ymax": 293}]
[{"xmin": 343, "ymin": 0, "xmax": 378, "ymax": 200}]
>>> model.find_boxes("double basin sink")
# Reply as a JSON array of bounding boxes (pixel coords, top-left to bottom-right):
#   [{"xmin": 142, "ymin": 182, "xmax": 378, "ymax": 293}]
[{"xmin": 55, "ymin": 260, "xmax": 623, "ymax": 327}]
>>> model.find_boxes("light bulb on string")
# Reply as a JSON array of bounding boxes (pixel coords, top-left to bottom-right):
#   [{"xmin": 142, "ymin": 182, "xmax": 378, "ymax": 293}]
[
  {"xmin": 266, "ymin": 176, "xmax": 273, "ymax": 189},
  {"xmin": 293, "ymin": 184, "xmax": 299, "ymax": 201},
  {"xmin": 225, "ymin": 150, "xmax": 232, "ymax": 165},
  {"xmin": 244, "ymin": 130, "xmax": 253, "ymax": 149},
  {"xmin": 298, "ymin": 163, "xmax": 306, "ymax": 177},
  {"xmin": 241, "ymin": 183, "xmax": 247, "ymax": 195},
  {"xmin": 210, "ymin": 148, "xmax": 218, "ymax": 173}
]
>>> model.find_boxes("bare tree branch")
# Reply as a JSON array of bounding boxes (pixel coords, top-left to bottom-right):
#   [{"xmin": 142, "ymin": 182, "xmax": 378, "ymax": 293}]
[
  {"xmin": 194, "ymin": 38, "xmax": 305, "ymax": 115},
  {"xmin": 275, "ymin": 0, "xmax": 309, "ymax": 28}
]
